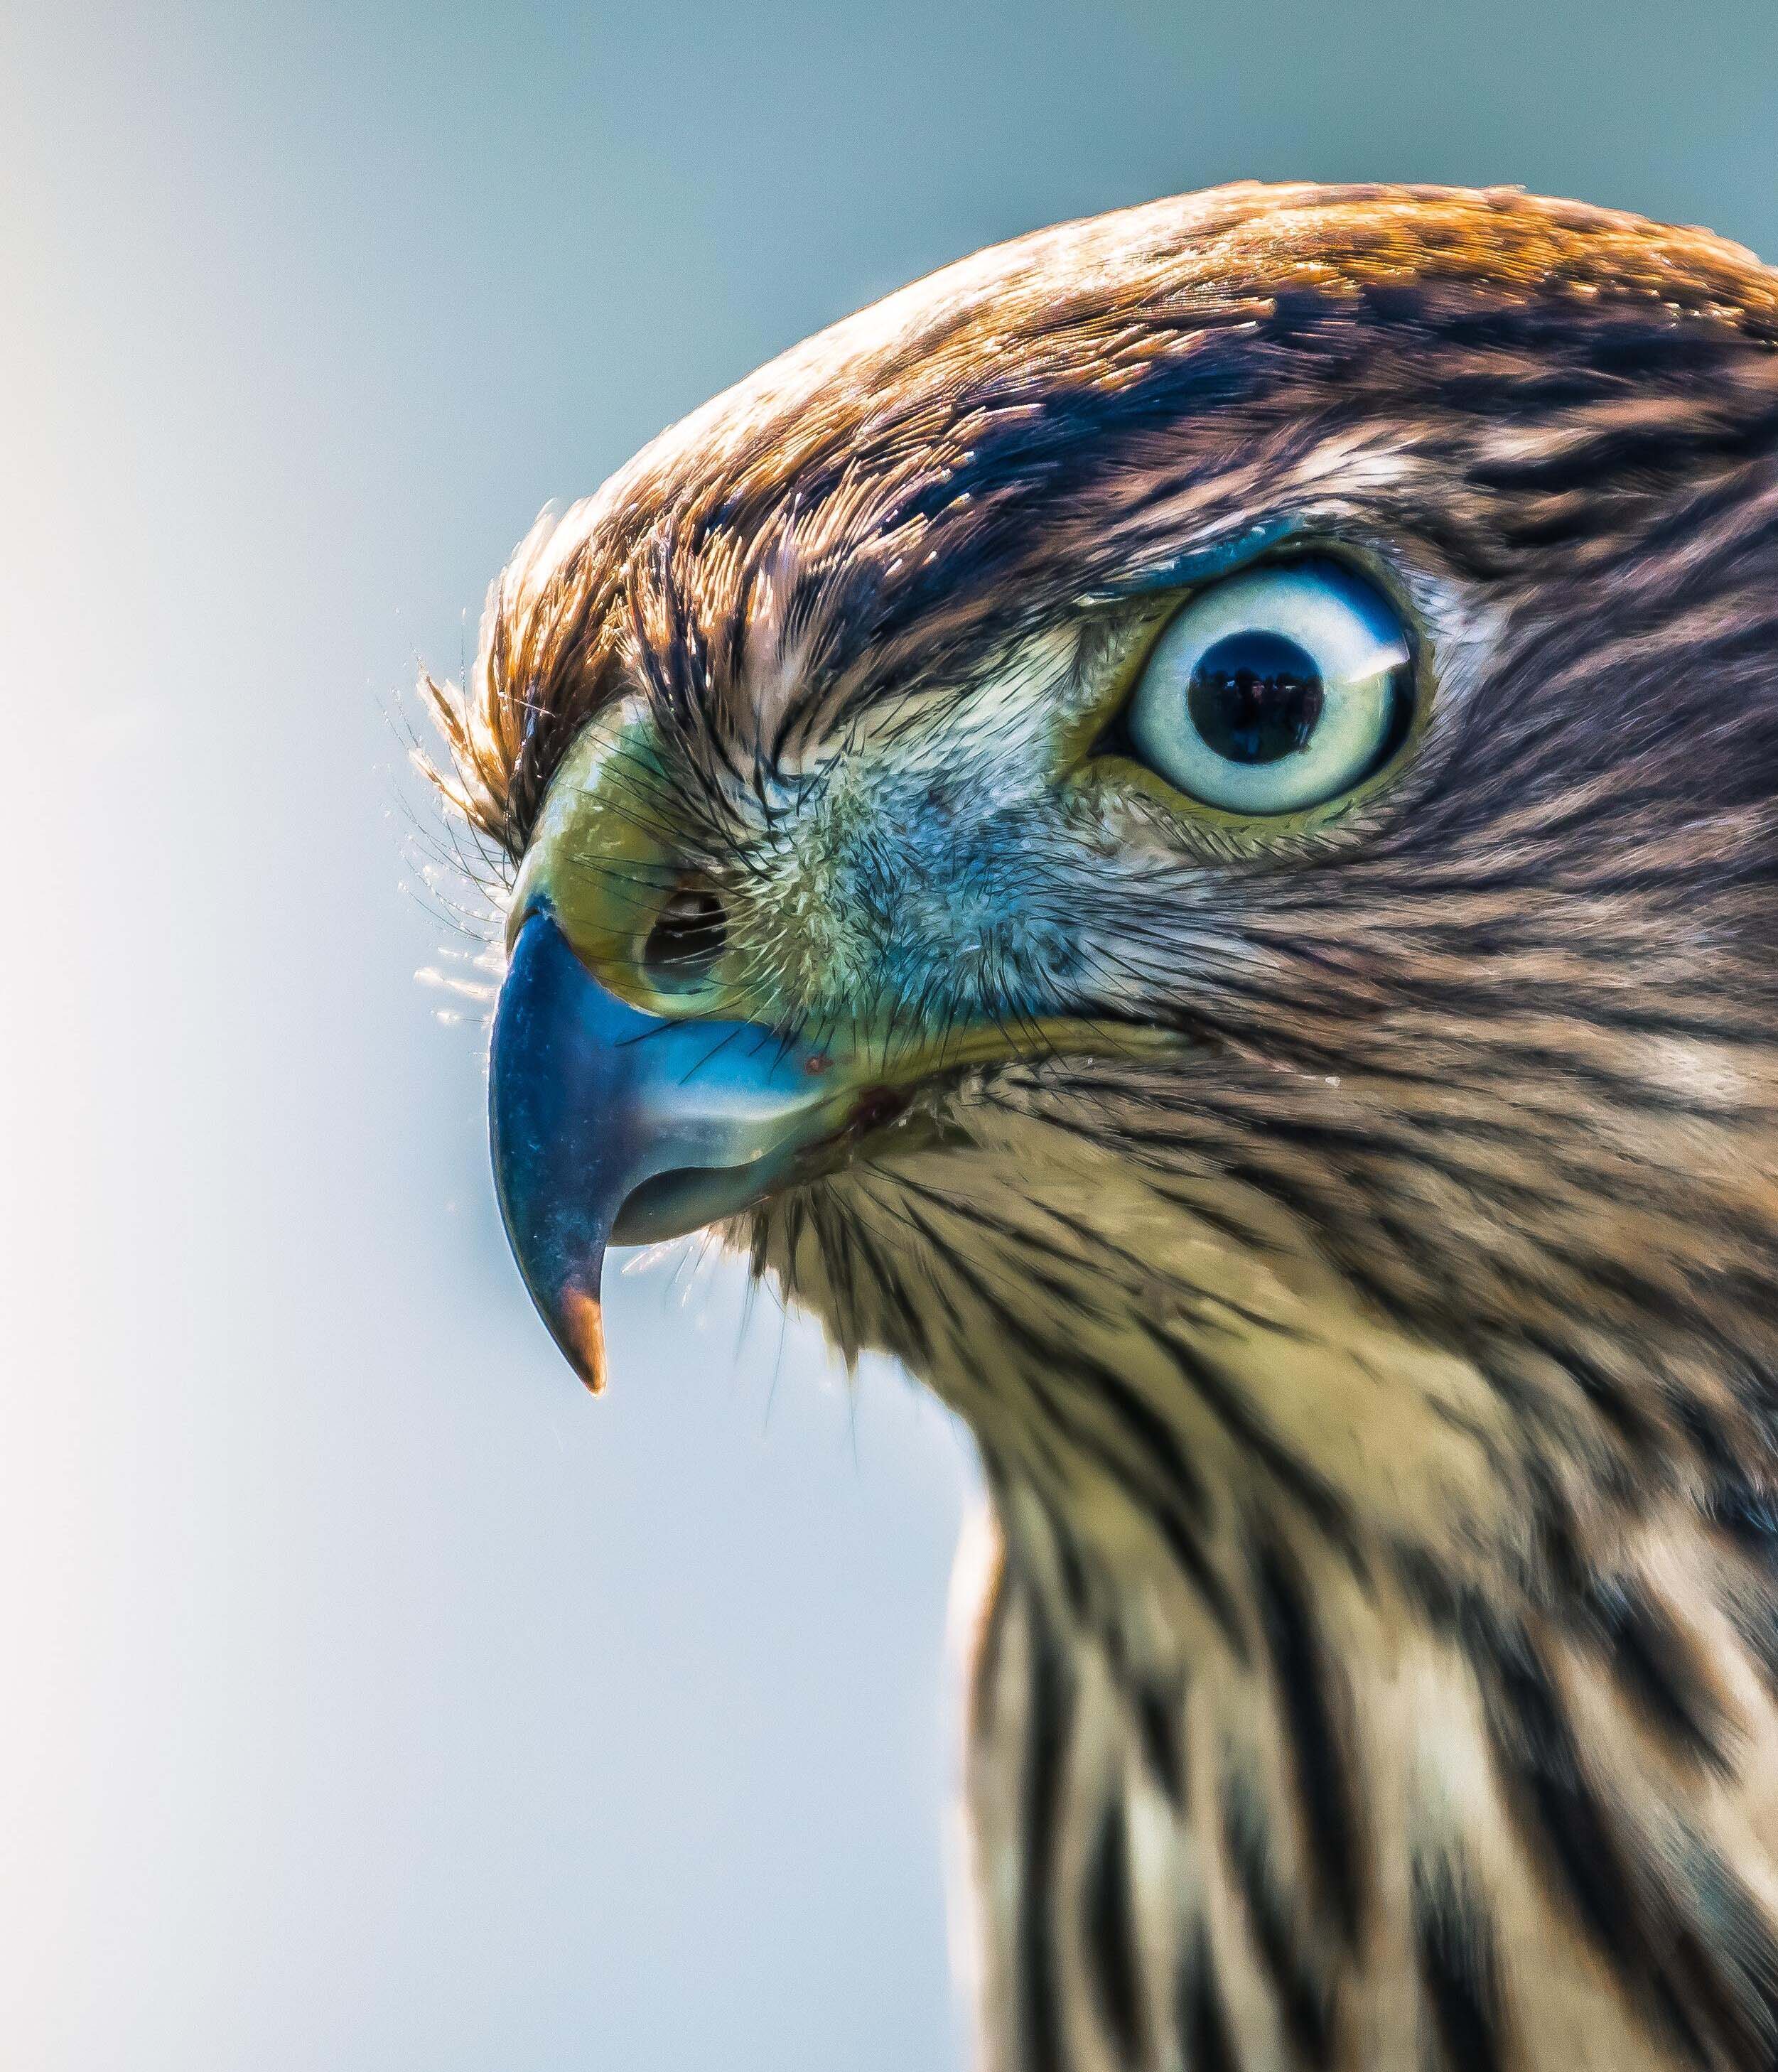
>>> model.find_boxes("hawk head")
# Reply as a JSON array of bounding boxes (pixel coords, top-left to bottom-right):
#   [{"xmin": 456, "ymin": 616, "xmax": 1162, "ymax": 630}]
[{"xmin": 431, "ymin": 185, "xmax": 1778, "ymax": 2069}]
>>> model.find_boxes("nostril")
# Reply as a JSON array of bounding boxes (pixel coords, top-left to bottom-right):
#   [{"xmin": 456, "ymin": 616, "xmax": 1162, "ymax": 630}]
[{"xmin": 641, "ymin": 879, "xmax": 728, "ymax": 993}]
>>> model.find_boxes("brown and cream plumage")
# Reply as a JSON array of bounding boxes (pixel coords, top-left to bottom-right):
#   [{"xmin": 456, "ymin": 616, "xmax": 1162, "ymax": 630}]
[{"xmin": 429, "ymin": 183, "xmax": 1778, "ymax": 2070}]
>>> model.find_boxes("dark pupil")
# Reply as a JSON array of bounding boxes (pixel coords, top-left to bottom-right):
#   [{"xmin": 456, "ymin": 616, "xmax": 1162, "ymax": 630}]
[{"xmin": 1187, "ymin": 630, "xmax": 1324, "ymax": 765}]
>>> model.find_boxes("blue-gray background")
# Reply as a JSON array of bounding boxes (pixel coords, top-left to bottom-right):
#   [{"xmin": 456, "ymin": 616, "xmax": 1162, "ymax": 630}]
[{"xmin": 5, "ymin": 5, "xmax": 1777, "ymax": 2066}]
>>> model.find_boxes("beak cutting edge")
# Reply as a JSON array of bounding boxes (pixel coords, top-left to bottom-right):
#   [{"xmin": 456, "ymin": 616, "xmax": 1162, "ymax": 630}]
[{"xmin": 489, "ymin": 910, "xmax": 849, "ymax": 1393}]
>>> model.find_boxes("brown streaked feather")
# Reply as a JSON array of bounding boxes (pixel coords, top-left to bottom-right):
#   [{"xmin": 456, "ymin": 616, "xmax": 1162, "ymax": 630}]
[
  {"xmin": 436, "ymin": 185, "xmax": 1778, "ymax": 2068},
  {"xmin": 425, "ymin": 183, "xmax": 1778, "ymax": 859}
]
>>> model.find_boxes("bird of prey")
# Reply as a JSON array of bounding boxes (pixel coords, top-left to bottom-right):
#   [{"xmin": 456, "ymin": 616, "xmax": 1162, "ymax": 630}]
[{"xmin": 427, "ymin": 183, "xmax": 1778, "ymax": 2071}]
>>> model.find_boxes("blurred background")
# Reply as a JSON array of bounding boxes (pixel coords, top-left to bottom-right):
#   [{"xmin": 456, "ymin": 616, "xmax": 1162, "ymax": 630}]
[{"xmin": 4, "ymin": 4, "xmax": 1777, "ymax": 2066}]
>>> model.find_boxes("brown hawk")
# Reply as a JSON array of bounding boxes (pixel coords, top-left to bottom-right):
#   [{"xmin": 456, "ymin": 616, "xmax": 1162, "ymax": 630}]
[{"xmin": 429, "ymin": 183, "xmax": 1778, "ymax": 2071}]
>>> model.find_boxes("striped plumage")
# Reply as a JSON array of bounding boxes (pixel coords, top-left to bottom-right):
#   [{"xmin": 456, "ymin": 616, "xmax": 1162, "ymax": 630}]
[{"xmin": 433, "ymin": 185, "xmax": 1778, "ymax": 2069}]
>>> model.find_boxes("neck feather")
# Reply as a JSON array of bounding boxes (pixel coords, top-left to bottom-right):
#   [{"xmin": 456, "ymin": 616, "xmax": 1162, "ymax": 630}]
[{"xmin": 760, "ymin": 1115, "xmax": 1778, "ymax": 2072}]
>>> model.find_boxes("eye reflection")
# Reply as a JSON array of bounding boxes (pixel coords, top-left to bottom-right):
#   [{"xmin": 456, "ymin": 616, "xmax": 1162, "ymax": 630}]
[{"xmin": 1186, "ymin": 630, "xmax": 1325, "ymax": 765}]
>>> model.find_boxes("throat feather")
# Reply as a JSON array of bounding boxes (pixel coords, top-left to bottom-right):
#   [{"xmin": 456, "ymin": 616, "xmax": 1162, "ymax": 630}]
[{"xmin": 755, "ymin": 1117, "xmax": 1778, "ymax": 2071}]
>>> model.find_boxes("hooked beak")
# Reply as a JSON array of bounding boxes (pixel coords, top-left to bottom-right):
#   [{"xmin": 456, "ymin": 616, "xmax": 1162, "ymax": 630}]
[{"xmin": 489, "ymin": 910, "xmax": 864, "ymax": 1392}]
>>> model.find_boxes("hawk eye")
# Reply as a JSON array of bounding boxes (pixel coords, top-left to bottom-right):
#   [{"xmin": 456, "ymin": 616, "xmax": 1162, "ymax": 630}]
[{"xmin": 1119, "ymin": 558, "xmax": 1412, "ymax": 815}]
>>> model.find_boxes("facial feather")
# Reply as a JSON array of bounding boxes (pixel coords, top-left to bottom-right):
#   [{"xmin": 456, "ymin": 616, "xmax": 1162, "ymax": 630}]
[{"xmin": 439, "ymin": 183, "xmax": 1778, "ymax": 2070}]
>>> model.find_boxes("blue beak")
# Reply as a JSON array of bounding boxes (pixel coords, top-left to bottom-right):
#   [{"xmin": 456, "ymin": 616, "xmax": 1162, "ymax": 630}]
[{"xmin": 489, "ymin": 910, "xmax": 849, "ymax": 1391}]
